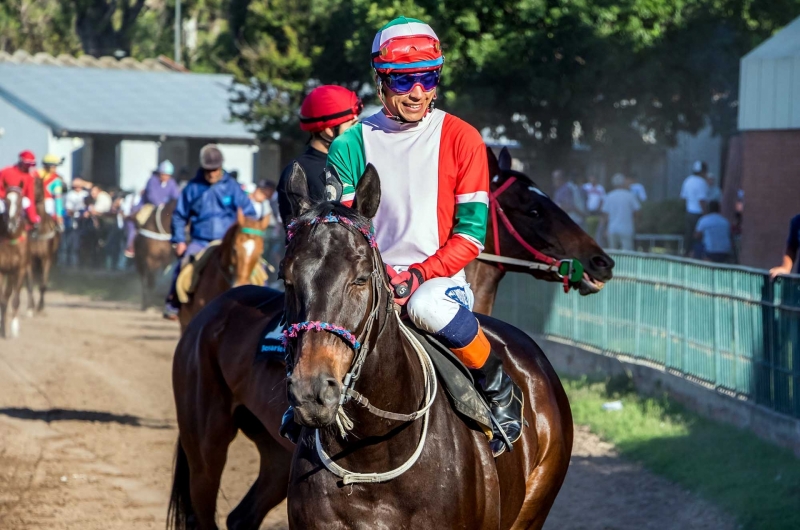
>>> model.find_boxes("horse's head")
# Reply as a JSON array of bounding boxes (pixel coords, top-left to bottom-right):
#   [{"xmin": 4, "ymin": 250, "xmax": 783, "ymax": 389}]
[
  {"xmin": 1, "ymin": 188, "xmax": 25, "ymax": 237},
  {"xmin": 282, "ymin": 162, "xmax": 384, "ymax": 429},
  {"xmin": 488, "ymin": 147, "xmax": 614, "ymax": 294},
  {"xmin": 225, "ymin": 208, "xmax": 270, "ymax": 287}
]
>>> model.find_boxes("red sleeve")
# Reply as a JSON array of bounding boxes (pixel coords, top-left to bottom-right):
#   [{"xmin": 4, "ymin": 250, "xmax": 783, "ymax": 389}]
[{"xmin": 412, "ymin": 236, "xmax": 480, "ymax": 281}]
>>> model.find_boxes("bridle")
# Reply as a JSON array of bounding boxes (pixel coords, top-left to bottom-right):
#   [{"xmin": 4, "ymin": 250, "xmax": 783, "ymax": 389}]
[
  {"xmin": 1, "ymin": 187, "xmax": 26, "ymax": 243},
  {"xmin": 482, "ymin": 174, "xmax": 584, "ymax": 293},
  {"xmin": 282, "ymin": 212, "xmax": 438, "ymax": 484}
]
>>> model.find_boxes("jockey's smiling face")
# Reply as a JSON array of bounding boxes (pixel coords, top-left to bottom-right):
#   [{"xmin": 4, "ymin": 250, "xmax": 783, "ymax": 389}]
[{"xmin": 382, "ymin": 82, "xmax": 436, "ymax": 123}]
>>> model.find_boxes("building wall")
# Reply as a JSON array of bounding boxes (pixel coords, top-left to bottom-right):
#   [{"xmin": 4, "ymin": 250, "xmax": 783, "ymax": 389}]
[
  {"xmin": 739, "ymin": 130, "xmax": 800, "ymax": 269},
  {"xmin": 258, "ymin": 141, "xmax": 281, "ymax": 184},
  {"xmin": 218, "ymin": 144, "xmax": 256, "ymax": 185},
  {"xmin": 0, "ymin": 97, "xmax": 49, "ymax": 167},
  {"xmin": 90, "ymin": 136, "xmax": 120, "ymax": 188},
  {"xmin": 119, "ymin": 140, "xmax": 159, "ymax": 192},
  {"xmin": 46, "ymin": 134, "xmax": 85, "ymax": 184}
]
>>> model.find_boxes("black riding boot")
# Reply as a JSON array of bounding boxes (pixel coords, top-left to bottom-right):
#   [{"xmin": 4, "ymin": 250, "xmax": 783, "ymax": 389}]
[
  {"xmin": 280, "ymin": 407, "xmax": 302, "ymax": 444},
  {"xmin": 471, "ymin": 350, "xmax": 524, "ymax": 457}
]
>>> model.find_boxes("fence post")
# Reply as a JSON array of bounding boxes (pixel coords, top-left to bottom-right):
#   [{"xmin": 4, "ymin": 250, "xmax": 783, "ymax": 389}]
[
  {"xmin": 635, "ymin": 256, "xmax": 643, "ymax": 358},
  {"xmin": 713, "ymin": 268, "xmax": 721, "ymax": 388}
]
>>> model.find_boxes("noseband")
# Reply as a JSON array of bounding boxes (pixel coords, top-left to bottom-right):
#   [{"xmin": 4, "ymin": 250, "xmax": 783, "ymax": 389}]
[
  {"xmin": 283, "ymin": 212, "xmax": 438, "ymax": 484},
  {"xmin": 483, "ymin": 175, "xmax": 584, "ymax": 293}
]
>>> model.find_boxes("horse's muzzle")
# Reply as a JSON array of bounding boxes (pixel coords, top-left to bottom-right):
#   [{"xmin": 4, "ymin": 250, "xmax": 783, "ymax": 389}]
[{"xmin": 287, "ymin": 373, "xmax": 341, "ymax": 427}]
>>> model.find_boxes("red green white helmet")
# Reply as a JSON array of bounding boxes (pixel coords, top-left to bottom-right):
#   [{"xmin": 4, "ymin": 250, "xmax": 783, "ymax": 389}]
[{"xmin": 371, "ymin": 17, "xmax": 444, "ymax": 73}]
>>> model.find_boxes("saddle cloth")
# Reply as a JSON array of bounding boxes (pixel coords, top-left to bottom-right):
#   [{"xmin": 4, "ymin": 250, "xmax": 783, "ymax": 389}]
[
  {"xmin": 257, "ymin": 317, "xmax": 493, "ymax": 434},
  {"xmin": 135, "ymin": 204, "xmax": 156, "ymax": 227}
]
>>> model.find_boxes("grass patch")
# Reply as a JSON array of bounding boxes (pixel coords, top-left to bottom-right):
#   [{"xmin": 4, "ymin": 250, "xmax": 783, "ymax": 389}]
[{"xmin": 563, "ymin": 375, "xmax": 800, "ymax": 530}]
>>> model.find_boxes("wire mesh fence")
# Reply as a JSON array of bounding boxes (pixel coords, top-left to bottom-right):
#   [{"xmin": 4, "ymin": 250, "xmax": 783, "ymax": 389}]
[{"xmin": 492, "ymin": 251, "xmax": 800, "ymax": 418}]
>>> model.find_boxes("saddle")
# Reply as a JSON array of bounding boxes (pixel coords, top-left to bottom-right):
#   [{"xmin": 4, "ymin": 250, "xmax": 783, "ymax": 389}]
[
  {"xmin": 135, "ymin": 204, "xmax": 156, "ymax": 227},
  {"xmin": 176, "ymin": 242, "xmax": 270, "ymax": 304},
  {"xmin": 176, "ymin": 241, "xmax": 222, "ymax": 304},
  {"xmin": 257, "ymin": 317, "xmax": 494, "ymax": 435}
]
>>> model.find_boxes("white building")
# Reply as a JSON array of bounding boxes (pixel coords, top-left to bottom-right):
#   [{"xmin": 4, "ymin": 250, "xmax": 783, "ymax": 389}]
[{"xmin": 0, "ymin": 58, "xmax": 280, "ymax": 192}]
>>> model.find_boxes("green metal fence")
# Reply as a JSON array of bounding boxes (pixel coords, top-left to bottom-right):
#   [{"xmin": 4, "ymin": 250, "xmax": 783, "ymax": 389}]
[{"xmin": 492, "ymin": 251, "xmax": 800, "ymax": 419}]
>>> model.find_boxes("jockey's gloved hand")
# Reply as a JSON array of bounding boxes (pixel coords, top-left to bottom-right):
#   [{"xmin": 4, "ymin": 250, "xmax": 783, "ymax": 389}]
[{"xmin": 384, "ymin": 264, "xmax": 424, "ymax": 305}]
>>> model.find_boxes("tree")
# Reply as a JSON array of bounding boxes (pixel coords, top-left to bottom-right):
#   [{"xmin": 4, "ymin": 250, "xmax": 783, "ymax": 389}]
[
  {"xmin": 0, "ymin": 0, "xmax": 81, "ymax": 55},
  {"xmin": 66, "ymin": 0, "xmax": 150, "ymax": 57}
]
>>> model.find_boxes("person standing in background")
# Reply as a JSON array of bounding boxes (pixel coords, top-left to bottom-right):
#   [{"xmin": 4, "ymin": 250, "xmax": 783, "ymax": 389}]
[
  {"xmin": 705, "ymin": 172, "xmax": 722, "ymax": 203},
  {"xmin": 582, "ymin": 174, "xmax": 606, "ymax": 246},
  {"xmin": 769, "ymin": 212, "xmax": 800, "ymax": 279},
  {"xmin": 680, "ymin": 160, "xmax": 709, "ymax": 257},
  {"xmin": 553, "ymin": 169, "xmax": 586, "ymax": 228},
  {"xmin": 694, "ymin": 200, "xmax": 733, "ymax": 263},
  {"xmin": 627, "ymin": 175, "xmax": 647, "ymax": 203},
  {"xmin": 602, "ymin": 173, "xmax": 640, "ymax": 251}
]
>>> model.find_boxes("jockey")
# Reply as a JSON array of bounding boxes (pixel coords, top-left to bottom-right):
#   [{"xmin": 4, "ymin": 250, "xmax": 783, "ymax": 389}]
[
  {"xmin": 282, "ymin": 17, "xmax": 523, "ymax": 457},
  {"xmin": 124, "ymin": 160, "xmax": 181, "ymax": 258},
  {"xmin": 37, "ymin": 154, "xmax": 66, "ymax": 228},
  {"xmin": 0, "ymin": 150, "xmax": 41, "ymax": 226},
  {"xmin": 163, "ymin": 145, "xmax": 257, "ymax": 320},
  {"xmin": 276, "ymin": 85, "xmax": 362, "ymax": 229}
]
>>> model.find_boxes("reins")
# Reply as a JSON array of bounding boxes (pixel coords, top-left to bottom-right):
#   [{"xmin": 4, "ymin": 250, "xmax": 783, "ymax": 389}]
[
  {"xmin": 283, "ymin": 213, "xmax": 438, "ymax": 484},
  {"xmin": 484, "ymin": 175, "xmax": 584, "ymax": 292}
]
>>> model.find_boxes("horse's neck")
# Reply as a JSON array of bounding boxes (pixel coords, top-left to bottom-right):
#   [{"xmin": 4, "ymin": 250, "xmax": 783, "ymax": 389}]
[
  {"xmin": 332, "ymin": 311, "xmax": 426, "ymax": 443},
  {"xmin": 466, "ymin": 260, "xmax": 505, "ymax": 316}
]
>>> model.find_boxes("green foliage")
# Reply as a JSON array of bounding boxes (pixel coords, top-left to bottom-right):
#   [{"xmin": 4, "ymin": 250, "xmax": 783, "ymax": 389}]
[
  {"xmin": 564, "ymin": 375, "xmax": 800, "ymax": 530},
  {"xmin": 0, "ymin": 0, "xmax": 81, "ymax": 55},
  {"xmin": 637, "ymin": 198, "xmax": 686, "ymax": 234}
]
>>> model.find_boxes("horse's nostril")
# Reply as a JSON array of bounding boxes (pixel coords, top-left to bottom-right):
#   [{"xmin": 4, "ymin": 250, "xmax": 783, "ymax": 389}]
[
  {"xmin": 316, "ymin": 376, "xmax": 340, "ymax": 407},
  {"xmin": 591, "ymin": 255, "xmax": 613, "ymax": 270}
]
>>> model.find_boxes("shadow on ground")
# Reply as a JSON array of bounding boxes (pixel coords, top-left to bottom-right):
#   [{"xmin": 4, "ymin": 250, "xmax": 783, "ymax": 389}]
[{"xmin": 0, "ymin": 407, "xmax": 174, "ymax": 429}]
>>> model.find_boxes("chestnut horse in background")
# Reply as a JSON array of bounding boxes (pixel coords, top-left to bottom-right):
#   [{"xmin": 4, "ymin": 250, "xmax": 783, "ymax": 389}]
[
  {"xmin": 177, "ymin": 210, "xmax": 269, "ymax": 332},
  {"xmin": 26, "ymin": 177, "xmax": 61, "ymax": 314},
  {"xmin": 0, "ymin": 189, "xmax": 30, "ymax": 338},
  {"xmin": 134, "ymin": 200, "xmax": 176, "ymax": 310}
]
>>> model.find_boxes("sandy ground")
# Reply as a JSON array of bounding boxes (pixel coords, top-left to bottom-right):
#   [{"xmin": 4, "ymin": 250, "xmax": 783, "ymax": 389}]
[{"xmin": 0, "ymin": 291, "xmax": 736, "ymax": 529}]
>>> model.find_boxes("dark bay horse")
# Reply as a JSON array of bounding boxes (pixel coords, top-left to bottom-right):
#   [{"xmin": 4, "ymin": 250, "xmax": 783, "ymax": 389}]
[
  {"xmin": 177, "ymin": 210, "xmax": 269, "ymax": 332},
  {"xmin": 134, "ymin": 200, "xmax": 176, "ymax": 310},
  {"xmin": 0, "ymin": 189, "xmax": 30, "ymax": 338},
  {"xmin": 26, "ymin": 177, "xmax": 61, "ymax": 314},
  {"xmin": 169, "ymin": 163, "xmax": 580, "ymax": 529},
  {"xmin": 467, "ymin": 147, "xmax": 613, "ymax": 315}
]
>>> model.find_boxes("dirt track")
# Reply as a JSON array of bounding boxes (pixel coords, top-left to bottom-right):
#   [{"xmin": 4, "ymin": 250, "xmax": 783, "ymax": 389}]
[{"xmin": 0, "ymin": 290, "xmax": 735, "ymax": 529}]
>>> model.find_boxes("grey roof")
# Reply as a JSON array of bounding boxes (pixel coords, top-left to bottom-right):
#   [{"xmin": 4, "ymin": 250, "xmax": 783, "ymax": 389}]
[
  {"xmin": 0, "ymin": 63, "xmax": 256, "ymax": 142},
  {"xmin": 743, "ymin": 16, "xmax": 800, "ymax": 60}
]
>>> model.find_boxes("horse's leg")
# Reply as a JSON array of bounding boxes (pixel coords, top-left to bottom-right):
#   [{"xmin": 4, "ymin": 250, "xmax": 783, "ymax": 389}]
[
  {"xmin": 24, "ymin": 262, "xmax": 35, "ymax": 317},
  {"xmin": 9, "ymin": 271, "xmax": 24, "ymax": 338},
  {"xmin": 0, "ymin": 275, "xmax": 9, "ymax": 338},
  {"xmin": 38, "ymin": 256, "xmax": 51, "ymax": 313},
  {"xmin": 226, "ymin": 407, "xmax": 291, "ymax": 530}
]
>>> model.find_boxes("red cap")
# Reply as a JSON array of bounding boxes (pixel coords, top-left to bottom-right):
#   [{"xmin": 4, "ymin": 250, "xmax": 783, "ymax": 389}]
[
  {"xmin": 18, "ymin": 150, "xmax": 36, "ymax": 165},
  {"xmin": 299, "ymin": 86, "xmax": 362, "ymax": 133}
]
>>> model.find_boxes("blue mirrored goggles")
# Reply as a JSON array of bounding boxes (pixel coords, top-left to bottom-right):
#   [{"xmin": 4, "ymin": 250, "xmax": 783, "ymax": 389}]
[{"xmin": 380, "ymin": 70, "xmax": 440, "ymax": 94}]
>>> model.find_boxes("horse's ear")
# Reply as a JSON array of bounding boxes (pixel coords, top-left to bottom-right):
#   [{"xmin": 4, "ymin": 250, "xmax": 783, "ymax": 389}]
[
  {"xmin": 498, "ymin": 147, "xmax": 512, "ymax": 172},
  {"xmin": 286, "ymin": 162, "xmax": 312, "ymax": 217},
  {"xmin": 354, "ymin": 163, "xmax": 381, "ymax": 219},
  {"xmin": 237, "ymin": 207, "xmax": 245, "ymax": 226},
  {"xmin": 487, "ymin": 146, "xmax": 500, "ymax": 178}
]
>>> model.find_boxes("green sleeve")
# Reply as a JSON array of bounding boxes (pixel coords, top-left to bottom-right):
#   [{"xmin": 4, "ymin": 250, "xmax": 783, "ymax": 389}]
[{"xmin": 327, "ymin": 123, "xmax": 365, "ymax": 202}]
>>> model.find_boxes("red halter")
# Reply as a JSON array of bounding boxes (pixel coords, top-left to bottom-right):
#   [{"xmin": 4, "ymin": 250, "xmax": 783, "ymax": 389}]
[{"xmin": 488, "ymin": 176, "xmax": 577, "ymax": 293}]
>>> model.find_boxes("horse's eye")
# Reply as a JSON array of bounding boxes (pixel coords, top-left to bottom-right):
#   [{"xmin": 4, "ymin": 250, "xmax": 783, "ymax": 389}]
[
  {"xmin": 353, "ymin": 276, "xmax": 369, "ymax": 286},
  {"xmin": 530, "ymin": 208, "xmax": 540, "ymax": 217}
]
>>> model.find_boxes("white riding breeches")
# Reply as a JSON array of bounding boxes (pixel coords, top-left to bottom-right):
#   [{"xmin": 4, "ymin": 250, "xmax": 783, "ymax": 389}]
[
  {"xmin": 44, "ymin": 198, "xmax": 56, "ymax": 216},
  {"xmin": 406, "ymin": 276, "xmax": 477, "ymax": 347}
]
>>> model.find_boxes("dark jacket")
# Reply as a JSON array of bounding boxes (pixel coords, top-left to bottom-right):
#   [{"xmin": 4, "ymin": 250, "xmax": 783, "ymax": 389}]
[
  {"xmin": 171, "ymin": 170, "xmax": 256, "ymax": 244},
  {"xmin": 277, "ymin": 146, "xmax": 328, "ymax": 228}
]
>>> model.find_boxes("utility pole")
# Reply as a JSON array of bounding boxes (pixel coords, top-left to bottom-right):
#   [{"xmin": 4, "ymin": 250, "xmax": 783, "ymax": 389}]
[{"xmin": 174, "ymin": 0, "xmax": 182, "ymax": 64}]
